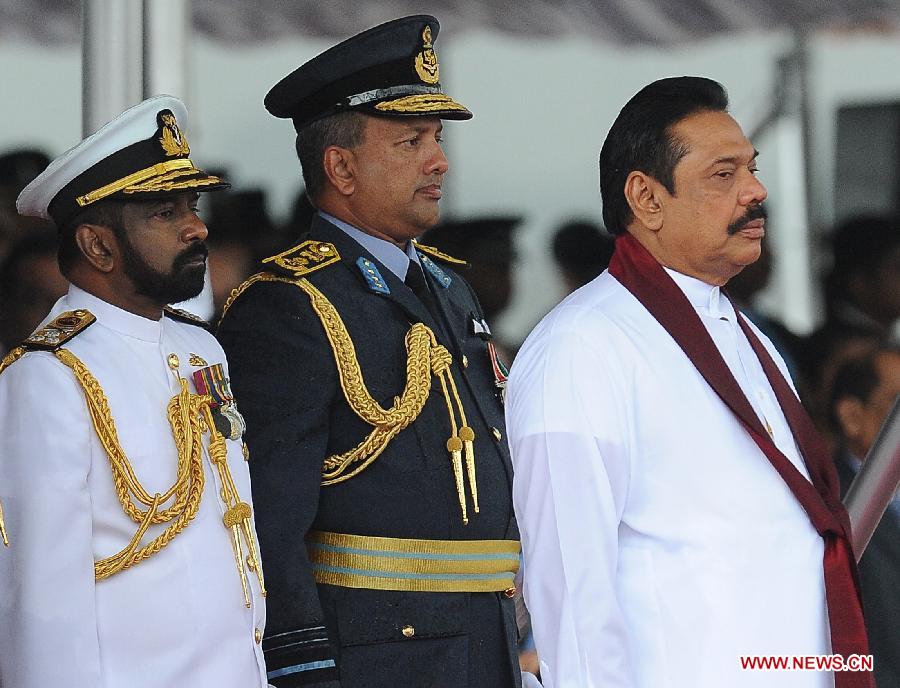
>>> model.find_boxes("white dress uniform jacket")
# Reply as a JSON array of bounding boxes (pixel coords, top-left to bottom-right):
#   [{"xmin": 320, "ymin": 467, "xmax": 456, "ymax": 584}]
[
  {"xmin": 507, "ymin": 270, "xmax": 830, "ymax": 688},
  {"xmin": 0, "ymin": 285, "xmax": 267, "ymax": 688}
]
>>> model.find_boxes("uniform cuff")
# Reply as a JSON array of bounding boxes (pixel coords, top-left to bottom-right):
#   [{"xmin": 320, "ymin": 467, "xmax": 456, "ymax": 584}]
[{"xmin": 264, "ymin": 626, "xmax": 339, "ymax": 686}]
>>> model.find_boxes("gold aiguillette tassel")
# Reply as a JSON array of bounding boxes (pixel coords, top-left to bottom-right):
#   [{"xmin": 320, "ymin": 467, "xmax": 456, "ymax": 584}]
[
  {"xmin": 459, "ymin": 426, "xmax": 478, "ymax": 514},
  {"xmin": 0, "ymin": 500, "xmax": 8, "ymax": 547},
  {"xmin": 446, "ymin": 436, "xmax": 468, "ymax": 524},
  {"xmin": 240, "ymin": 507, "xmax": 267, "ymax": 596},
  {"xmin": 224, "ymin": 503, "xmax": 252, "ymax": 607}
]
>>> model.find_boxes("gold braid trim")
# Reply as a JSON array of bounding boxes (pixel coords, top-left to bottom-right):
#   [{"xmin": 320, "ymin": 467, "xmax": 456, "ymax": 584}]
[
  {"xmin": 219, "ymin": 272, "xmax": 298, "ymax": 321},
  {"xmin": 0, "ymin": 346, "xmax": 26, "ymax": 375},
  {"xmin": 220, "ymin": 270, "xmax": 480, "ymax": 521},
  {"xmin": 293, "ymin": 279, "xmax": 478, "ymax": 521},
  {"xmin": 53, "ymin": 349, "xmax": 208, "ymax": 581},
  {"xmin": 0, "ymin": 347, "xmax": 28, "ymax": 545},
  {"xmin": 293, "ymin": 277, "xmax": 432, "ymax": 484}
]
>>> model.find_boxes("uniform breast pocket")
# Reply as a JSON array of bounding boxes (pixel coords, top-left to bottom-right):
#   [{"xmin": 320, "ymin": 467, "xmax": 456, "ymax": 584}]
[{"xmin": 333, "ymin": 589, "xmax": 469, "ymax": 687}]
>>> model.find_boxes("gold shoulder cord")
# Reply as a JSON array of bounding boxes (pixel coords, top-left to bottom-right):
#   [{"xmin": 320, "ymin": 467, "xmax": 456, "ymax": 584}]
[
  {"xmin": 296, "ymin": 279, "xmax": 479, "ymax": 524},
  {"xmin": 222, "ymin": 272, "xmax": 481, "ymax": 524},
  {"xmin": 0, "ymin": 346, "xmax": 27, "ymax": 546},
  {"xmin": 0, "ymin": 345, "xmax": 265, "ymax": 601}
]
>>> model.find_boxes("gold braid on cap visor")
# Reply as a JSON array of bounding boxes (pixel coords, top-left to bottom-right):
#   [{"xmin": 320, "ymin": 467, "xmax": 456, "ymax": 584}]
[
  {"xmin": 374, "ymin": 93, "xmax": 469, "ymax": 114},
  {"xmin": 75, "ymin": 159, "xmax": 222, "ymax": 207}
]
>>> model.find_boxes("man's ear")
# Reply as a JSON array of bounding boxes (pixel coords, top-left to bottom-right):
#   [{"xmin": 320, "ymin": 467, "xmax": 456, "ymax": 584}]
[
  {"xmin": 834, "ymin": 397, "xmax": 865, "ymax": 444},
  {"xmin": 322, "ymin": 146, "xmax": 357, "ymax": 197},
  {"xmin": 74, "ymin": 224, "xmax": 117, "ymax": 273},
  {"xmin": 624, "ymin": 171, "xmax": 664, "ymax": 232}
]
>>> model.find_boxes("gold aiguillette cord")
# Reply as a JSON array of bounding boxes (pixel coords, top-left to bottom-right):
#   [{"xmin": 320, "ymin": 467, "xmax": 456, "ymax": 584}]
[
  {"xmin": 0, "ymin": 499, "xmax": 8, "ymax": 547},
  {"xmin": 201, "ymin": 404, "xmax": 266, "ymax": 606},
  {"xmin": 431, "ymin": 334, "xmax": 478, "ymax": 524}
]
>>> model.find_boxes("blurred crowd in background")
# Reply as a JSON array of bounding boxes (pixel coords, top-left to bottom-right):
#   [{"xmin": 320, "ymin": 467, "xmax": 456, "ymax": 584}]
[
  {"xmin": 1, "ymin": 144, "xmax": 898, "ymax": 453},
  {"xmin": 1, "ymin": 144, "xmax": 898, "ymax": 679}
]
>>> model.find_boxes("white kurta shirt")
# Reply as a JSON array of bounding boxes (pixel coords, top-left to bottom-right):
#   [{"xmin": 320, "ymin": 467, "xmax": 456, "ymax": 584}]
[
  {"xmin": 507, "ymin": 270, "xmax": 830, "ymax": 688},
  {"xmin": 0, "ymin": 286, "xmax": 267, "ymax": 688}
]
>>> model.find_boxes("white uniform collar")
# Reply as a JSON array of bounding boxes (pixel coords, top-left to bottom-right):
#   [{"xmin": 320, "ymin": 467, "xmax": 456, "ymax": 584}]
[
  {"xmin": 664, "ymin": 268, "xmax": 733, "ymax": 321},
  {"xmin": 66, "ymin": 284, "xmax": 164, "ymax": 343}
]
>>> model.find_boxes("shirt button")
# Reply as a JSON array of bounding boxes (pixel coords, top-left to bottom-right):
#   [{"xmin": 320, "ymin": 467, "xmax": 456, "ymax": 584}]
[
  {"xmin": 401, "ymin": 625, "xmax": 415, "ymax": 638},
  {"xmin": 254, "ymin": 628, "xmax": 263, "ymax": 644}
]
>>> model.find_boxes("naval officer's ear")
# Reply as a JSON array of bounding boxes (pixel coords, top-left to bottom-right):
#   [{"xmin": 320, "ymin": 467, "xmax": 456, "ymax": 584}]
[{"xmin": 74, "ymin": 221, "xmax": 118, "ymax": 273}]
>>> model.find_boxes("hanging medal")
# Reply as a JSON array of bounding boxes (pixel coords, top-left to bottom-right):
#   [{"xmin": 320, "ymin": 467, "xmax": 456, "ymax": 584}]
[{"xmin": 193, "ymin": 364, "xmax": 246, "ymax": 440}]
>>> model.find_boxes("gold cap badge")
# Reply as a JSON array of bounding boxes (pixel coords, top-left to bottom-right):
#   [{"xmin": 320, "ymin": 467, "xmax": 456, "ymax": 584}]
[
  {"xmin": 414, "ymin": 26, "xmax": 440, "ymax": 85},
  {"xmin": 159, "ymin": 112, "xmax": 191, "ymax": 157}
]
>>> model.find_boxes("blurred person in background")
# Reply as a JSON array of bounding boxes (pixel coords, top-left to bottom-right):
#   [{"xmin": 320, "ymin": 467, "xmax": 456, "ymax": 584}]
[
  {"xmin": 423, "ymin": 215, "xmax": 519, "ymax": 360},
  {"xmin": 551, "ymin": 219, "xmax": 615, "ymax": 295},
  {"xmin": 829, "ymin": 344, "xmax": 900, "ymax": 688},
  {"xmin": 204, "ymin": 188, "xmax": 275, "ymax": 321},
  {"xmin": 0, "ymin": 233, "xmax": 68, "ymax": 354},
  {"xmin": 0, "ymin": 149, "xmax": 52, "ymax": 263},
  {"xmin": 803, "ymin": 215, "xmax": 900, "ymax": 436}
]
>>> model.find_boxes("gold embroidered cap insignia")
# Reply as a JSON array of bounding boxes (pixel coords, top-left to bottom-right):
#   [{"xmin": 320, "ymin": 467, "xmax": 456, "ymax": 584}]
[
  {"xmin": 414, "ymin": 26, "xmax": 440, "ymax": 85},
  {"xmin": 159, "ymin": 112, "xmax": 191, "ymax": 157}
]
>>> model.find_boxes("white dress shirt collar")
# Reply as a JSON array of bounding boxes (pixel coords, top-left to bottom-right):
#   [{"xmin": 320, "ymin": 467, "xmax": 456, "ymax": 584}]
[
  {"xmin": 65, "ymin": 284, "xmax": 163, "ymax": 343},
  {"xmin": 664, "ymin": 268, "xmax": 732, "ymax": 321}
]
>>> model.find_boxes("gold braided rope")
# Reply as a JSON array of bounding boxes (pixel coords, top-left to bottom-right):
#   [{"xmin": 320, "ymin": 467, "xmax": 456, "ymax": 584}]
[
  {"xmin": 0, "ymin": 346, "xmax": 26, "ymax": 374},
  {"xmin": 52, "ymin": 350, "xmax": 208, "ymax": 580},
  {"xmin": 0, "ymin": 344, "xmax": 264, "ymax": 586},
  {"xmin": 220, "ymin": 272, "xmax": 298, "ymax": 321},
  {"xmin": 221, "ymin": 270, "xmax": 480, "ymax": 521},
  {"xmin": 0, "ymin": 346, "xmax": 28, "ymax": 546},
  {"xmin": 292, "ymin": 279, "xmax": 479, "ymax": 521}
]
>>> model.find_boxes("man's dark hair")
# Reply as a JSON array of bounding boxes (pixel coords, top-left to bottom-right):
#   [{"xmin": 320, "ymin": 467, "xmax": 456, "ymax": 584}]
[
  {"xmin": 57, "ymin": 199, "xmax": 126, "ymax": 277},
  {"xmin": 294, "ymin": 111, "xmax": 366, "ymax": 201},
  {"xmin": 828, "ymin": 344, "xmax": 900, "ymax": 433},
  {"xmin": 598, "ymin": 76, "xmax": 729, "ymax": 235}
]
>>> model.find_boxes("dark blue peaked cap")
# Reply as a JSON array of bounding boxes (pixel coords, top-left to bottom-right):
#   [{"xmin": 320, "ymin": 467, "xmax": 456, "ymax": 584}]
[{"xmin": 265, "ymin": 14, "xmax": 472, "ymax": 132}]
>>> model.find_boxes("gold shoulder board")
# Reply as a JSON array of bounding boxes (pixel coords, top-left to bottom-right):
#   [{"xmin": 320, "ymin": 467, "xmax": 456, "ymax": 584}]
[
  {"xmin": 164, "ymin": 307, "xmax": 210, "ymax": 329},
  {"xmin": 262, "ymin": 240, "xmax": 341, "ymax": 277},
  {"xmin": 414, "ymin": 242, "xmax": 468, "ymax": 266},
  {"xmin": 22, "ymin": 309, "xmax": 96, "ymax": 351}
]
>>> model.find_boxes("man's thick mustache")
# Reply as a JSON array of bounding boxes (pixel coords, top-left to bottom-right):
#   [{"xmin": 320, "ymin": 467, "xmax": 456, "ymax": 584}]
[
  {"xmin": 727, "ymin": 204, "xmax": 768, "ymax": 235},
  {"xmin": 172, "ymin": 243, "xmax": 209, "ymax": 270}
]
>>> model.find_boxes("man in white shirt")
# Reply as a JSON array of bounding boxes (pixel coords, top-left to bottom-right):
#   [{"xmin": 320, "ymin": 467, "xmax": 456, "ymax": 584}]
[
  {"xmin": 507, "ymin": 77, "xmax": 873, "ymax": 688},
  {"xmin": 0, "ymin": 96, "xmax": 267, "ymax": 688}
]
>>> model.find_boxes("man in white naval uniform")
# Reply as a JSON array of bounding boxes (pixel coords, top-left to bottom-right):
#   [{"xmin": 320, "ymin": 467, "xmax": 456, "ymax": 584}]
[
  {"xmin": 0, "ymin": 96, "xmax": 267, "ymax": 688},
  {"xmin": 507, "ymin": 77, "xmax": 873, "ymax": 688}
]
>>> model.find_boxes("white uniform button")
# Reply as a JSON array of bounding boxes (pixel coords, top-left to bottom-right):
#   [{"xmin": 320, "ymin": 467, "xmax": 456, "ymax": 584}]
[{"xmin": 254, "ymin": 628, "xmax": 263, "ymax": 644}]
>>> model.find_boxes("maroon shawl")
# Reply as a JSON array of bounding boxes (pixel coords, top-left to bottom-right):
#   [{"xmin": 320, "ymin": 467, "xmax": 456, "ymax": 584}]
[{"xmin": 609, "ymin": 232, "xmax": 872, "ymax": 687}]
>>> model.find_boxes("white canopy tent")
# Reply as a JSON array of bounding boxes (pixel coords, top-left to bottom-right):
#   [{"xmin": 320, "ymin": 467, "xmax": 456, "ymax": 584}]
[{"xmin": 2, "ymin": 0, "xmax": 899, "ymax": 335}]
